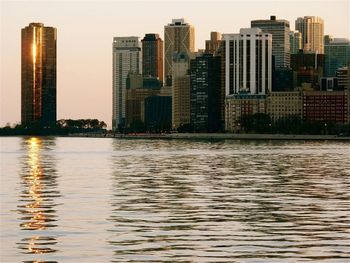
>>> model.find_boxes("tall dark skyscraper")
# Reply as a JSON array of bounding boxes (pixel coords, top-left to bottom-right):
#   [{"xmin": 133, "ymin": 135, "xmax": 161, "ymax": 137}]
[
  {"xmin": 141, "ymin": 34, "xmax": 163, "ymax": 83},
  {"xmin": 190, "ymin": 53, "xmax": 222, "ymax": 132},
  {"xmin": 21, "ymin": 22, "xmax": 57, "ymax": 127}
]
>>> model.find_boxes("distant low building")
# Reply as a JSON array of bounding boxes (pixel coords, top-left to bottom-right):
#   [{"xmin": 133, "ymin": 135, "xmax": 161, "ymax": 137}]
[
  {"xmin": 336, "ymin": 67, "xmax": 349, "ymax": 90},
  {"xmin": 303, "ymin": 90, "xmax": 348, "ymax": 124},
  {"xmin": 320, "ymin": 77, "xmax": 339, "ymax": 91},
  {"xmin": 225, "ymin": 94, "xmax": 266, "ymax": 133},
  {"xmin": 267, "ymin": 91, "xmax": 302, "ymax": 123}
]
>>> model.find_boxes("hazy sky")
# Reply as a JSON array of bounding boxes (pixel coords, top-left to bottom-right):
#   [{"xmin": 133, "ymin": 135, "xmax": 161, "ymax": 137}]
[{"xmin": 1, "ymin": 0, "xmax": 349, "ymax": 128}]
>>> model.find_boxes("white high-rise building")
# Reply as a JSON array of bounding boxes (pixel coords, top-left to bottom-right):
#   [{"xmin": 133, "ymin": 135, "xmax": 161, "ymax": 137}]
[
  {"xmin": 223, "ymin": 28, "xmax": 272, "ymax": 96},
  {"xmin": 112, "ymin": 37, "xmax": 141, "ymax": 130},
  {"xmin": 295, "ymin": 16, "xmax": 324, "ymax": 54}
]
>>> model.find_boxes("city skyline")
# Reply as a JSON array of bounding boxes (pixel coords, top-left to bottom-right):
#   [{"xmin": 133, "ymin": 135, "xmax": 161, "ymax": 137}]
[{"xmin": 1, "ymin": 0, "xmax": 349, "ymax": 128}]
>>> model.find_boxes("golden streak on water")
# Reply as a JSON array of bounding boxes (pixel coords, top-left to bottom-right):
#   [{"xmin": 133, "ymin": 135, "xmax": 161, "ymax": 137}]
[
  {"xmin": 26, "ymin": 138, "xmax": 46, "ymax": 232},
  {"xmin": 22, "ymin": 138, "xmax": 51, "ymax": 255},
  {"xmin": 28, "ymin": 236, "xmax": 42, "ymax": 254},
  {"xmin": 28, "ymin": 138, "xmax": 43, "ymax": 205},
  {"xmin": 12, "ymin": 137, "xmax": 59, "ymax": 258}
]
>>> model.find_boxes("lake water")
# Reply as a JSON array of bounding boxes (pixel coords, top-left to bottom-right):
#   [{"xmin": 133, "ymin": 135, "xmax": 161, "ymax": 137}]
[{"xmin": 1, "ymin": 137, "xmax": 349, "ymax": 262}]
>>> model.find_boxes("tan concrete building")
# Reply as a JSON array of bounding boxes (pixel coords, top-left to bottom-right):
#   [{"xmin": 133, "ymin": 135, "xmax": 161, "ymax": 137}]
[
  {"xmin": 267, "ymin": 91, "xmax": 303, "ymax": 122},
  {"xmin": 295, "ymin": 16, "xmax": 324, "ymax": 54},
  {"xmin": 164, "ymin": 18, "xmax": 195, "ymax": 86},
  {"xmin": 205, "ymin": 32, "xmax": 221, "ymax": 55},
  {"xmin": 225, "ymin": 94, "xmax": 266, "ymax": 133},
  {"xmin": 172, "ymin": 52, "xmax": 191, "ymax": 129}
]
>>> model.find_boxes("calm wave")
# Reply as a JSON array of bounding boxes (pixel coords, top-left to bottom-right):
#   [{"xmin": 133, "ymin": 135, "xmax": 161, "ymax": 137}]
[{"xmin": 1, "ymin": 137, "xmax": 349, "ymax": 262}]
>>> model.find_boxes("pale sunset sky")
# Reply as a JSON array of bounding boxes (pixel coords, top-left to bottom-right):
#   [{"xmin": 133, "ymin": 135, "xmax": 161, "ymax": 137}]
[{"xmin": 1, "ymin": 0, "xmax": 349, "ymax": 128}]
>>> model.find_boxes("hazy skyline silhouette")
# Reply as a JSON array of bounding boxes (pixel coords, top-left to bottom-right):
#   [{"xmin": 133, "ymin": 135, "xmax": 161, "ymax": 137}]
[{"xmin": 1, "ymin": 0, "xmax": 349, "ymax": 128}]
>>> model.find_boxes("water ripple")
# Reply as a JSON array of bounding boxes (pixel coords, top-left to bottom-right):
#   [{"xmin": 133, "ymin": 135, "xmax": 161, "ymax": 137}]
[
  {"xmin": 1, "ymin": 138, "xmax": 349, "ymax": 262},
  {"xmin": 16, "ymin": 137, "xmax": 61, "ymax": 260},
  {"xmin": 108, "ymin": 140, "xmax": 350, "ymax": 261}
]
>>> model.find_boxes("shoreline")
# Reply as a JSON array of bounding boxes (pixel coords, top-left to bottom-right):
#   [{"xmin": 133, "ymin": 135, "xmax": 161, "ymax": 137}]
[
  {"xmin": 67, "ymin": 133, "xmax": 350, "ymax": 141},
  {"xmin": 2, "ymin": 133, "xmax": 350, "ymax": 140}
]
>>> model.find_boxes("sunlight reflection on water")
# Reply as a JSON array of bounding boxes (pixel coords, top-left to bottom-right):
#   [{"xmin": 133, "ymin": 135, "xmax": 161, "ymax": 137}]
[{"xmin": 1, "ymin": 137, "xmax": 349, "ymax": 262}]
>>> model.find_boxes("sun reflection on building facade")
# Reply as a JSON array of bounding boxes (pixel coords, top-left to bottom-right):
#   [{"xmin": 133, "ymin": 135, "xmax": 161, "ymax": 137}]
[{"xmin": 21, "ymin": 23, "xmax": 56, "ymax": 127}]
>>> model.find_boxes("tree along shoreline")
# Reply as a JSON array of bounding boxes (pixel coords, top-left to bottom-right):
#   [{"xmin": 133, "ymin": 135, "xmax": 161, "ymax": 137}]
[
  {"xmin": 0, "ymin": 119, "xmax": 107, "ymax": 136},
  {"xmin": 1, "ymin": 115, "xmax": 350, "ymax": 136}
]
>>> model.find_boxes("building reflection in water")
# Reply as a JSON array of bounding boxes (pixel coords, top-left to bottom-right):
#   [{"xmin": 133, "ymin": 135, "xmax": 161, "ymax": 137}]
[
  {"xmin": 105, "ymin": 140, "xmax": 350, "ymax": 261},
  {"xmin": 108, "ymin": 140, "xmax": 202, "ymax": 259},
  {"xmin": 16, "ymin": 137, "xmax": 60, "ymax": 260}
]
